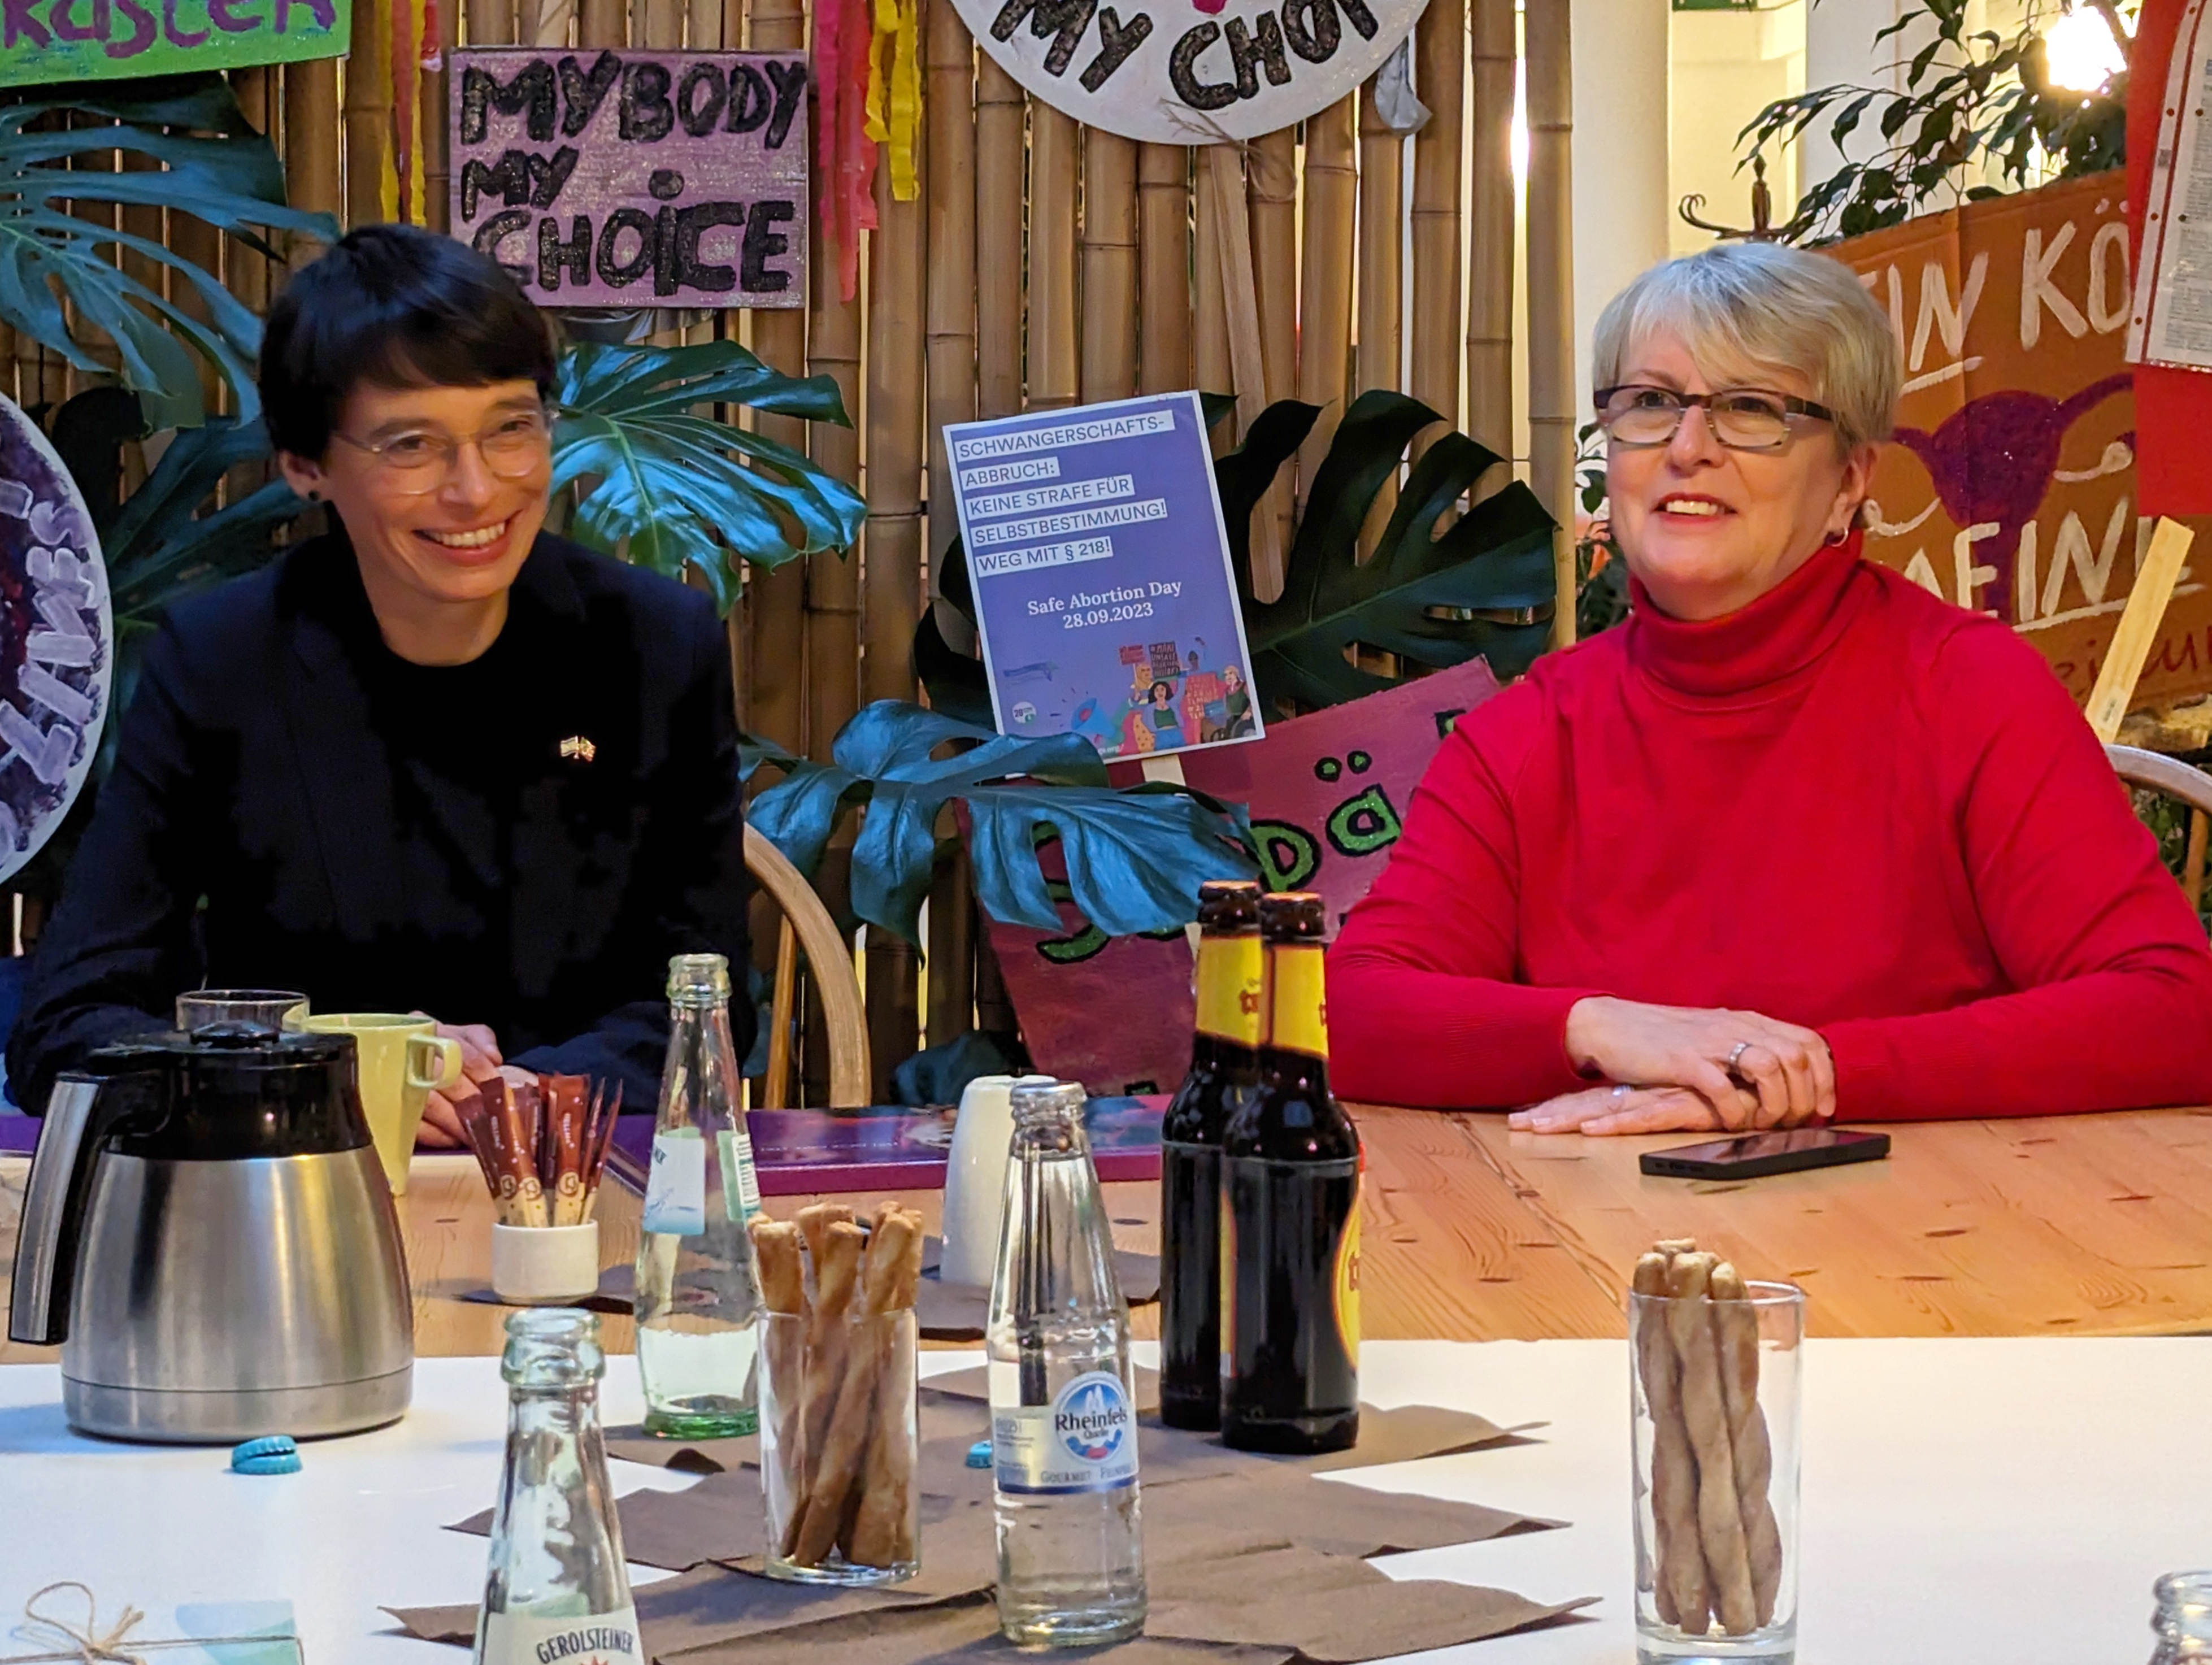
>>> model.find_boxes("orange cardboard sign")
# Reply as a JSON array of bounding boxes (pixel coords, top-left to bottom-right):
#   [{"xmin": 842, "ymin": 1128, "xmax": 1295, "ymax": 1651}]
[{"xmin": 1828, "ymin": 171, "xmax": 2212, "ymax": 706}]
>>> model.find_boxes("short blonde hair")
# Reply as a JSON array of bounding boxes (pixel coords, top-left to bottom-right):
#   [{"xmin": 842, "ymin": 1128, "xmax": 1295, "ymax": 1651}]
[{"xmin": 1590, "ymin": 242, "xmax": 1900, "ymax": 450}]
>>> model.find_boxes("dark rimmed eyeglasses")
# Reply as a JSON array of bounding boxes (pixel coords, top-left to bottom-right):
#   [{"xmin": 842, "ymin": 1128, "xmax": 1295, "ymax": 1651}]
[{"xmin": 1594, "ymin": 385, "xmax": 1836, "ymax": 452}]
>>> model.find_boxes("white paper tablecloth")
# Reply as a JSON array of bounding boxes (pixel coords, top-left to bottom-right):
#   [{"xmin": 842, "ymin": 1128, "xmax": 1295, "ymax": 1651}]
[{"xmin": 0, "ymin": 1338, "xmax": 2201, "ymax": 1664}]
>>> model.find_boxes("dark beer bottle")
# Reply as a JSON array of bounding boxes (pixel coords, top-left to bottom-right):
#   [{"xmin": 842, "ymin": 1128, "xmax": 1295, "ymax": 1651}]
[
  {"xmin": 1219, "ymin": 891, "xmax": 1361, "ymax": 1454},
  {"xmin": 1158, "ymin": 878, "xmax": 1264, "ymax": 1431}
]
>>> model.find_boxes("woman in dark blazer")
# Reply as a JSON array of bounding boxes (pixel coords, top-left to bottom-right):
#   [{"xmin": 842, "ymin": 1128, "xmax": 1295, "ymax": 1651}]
[{"xmin": 6, "ymin": 225, "xmax": 752, "ymax": 1134}]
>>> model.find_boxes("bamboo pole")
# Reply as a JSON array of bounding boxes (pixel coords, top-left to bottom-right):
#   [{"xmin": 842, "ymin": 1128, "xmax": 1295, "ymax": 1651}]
[
  {"xmin": 580, "ymin": 0, "xmax": 625, "ymax": 45},
  {"xmin": 745, "ymin": 0, "xmax": 809, "ymax": 758},
  {"xmin": 421, "ymin": 0, "xmax": 457, "ymax": 232},
  {"xmin": 1080, "ymin": 128, "xmax": 1137, "ymax": 404},
  {"xmin": 803, "ymin": 238, "xmax": 863, "ymax": 1107},
  {"xmin": 343, "ymin": 0, "xmax": 394, "ymax": 228},
  {"xmin": 975, "ymin": 63, "xmax": 1025, "ymax": 417},
  {"xmin": 1136, "ymin": 145, "xmax": 1190, "ymax": 394},
  {"xmin": 1409, "ymin": 0, "xmax": 1463, "ymax": 445},
  {"xmin": 285, "ymin": 61, "xmax": 342, "ymax": 266},
  {"xmin": 1027, "ymin": 105, "xmax": 1079, "ymax": 411},
  {"xmin": 924, "ymin": 0, "xmax": 981, "ymax": 1046},
  {"xmin": 1296, "ymin": 96, "xmax": 1355, "ymax": 513},
  {"xmin": 1194, "ymin": 146, "xmax": 1229, "ymax": 449},
  {"xmin": 1248, "ymin": 127, "xmax": 1296, "ymax": 556},
  {"xmin": 474, "ymin": 0, "xmax": 519, "ymax": 41},
  {"xmin": 1467, "ymin": 0, "xmax": 1516, "ymax": 482},
  {"xmin": 925, "ymin": 1, "xmax": 977, "ymax": 572},
  {"xmin": 1526, "ymin": 0, "xmax": 1577, "ymax": 647},
  {"xmin": 864, "ymin": 97, "xmax": 929, "ymax": 1095},
  {"xmin": 1354, "ymin": 76, "xmax": 1402, "ymax": 559},
  {"xmin": 228, "ymin": 70, "xmax": 277, "ymax": 490},
  {"xmin": 1207, "ymin": 146, "xmax": 1279, "ymax": 593}
]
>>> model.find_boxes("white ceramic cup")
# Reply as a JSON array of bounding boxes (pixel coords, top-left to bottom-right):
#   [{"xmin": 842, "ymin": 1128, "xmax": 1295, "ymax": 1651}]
[
  {"xmin": 490, "ymin": 1220, "xmax": 602, "ymax": 1305},
  {"xmin": 938, "ymin": 1073, "xmax": 1056, "ymax": 1287}
]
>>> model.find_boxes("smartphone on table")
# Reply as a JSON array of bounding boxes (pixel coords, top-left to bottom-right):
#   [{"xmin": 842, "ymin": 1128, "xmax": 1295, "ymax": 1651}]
[{"xmin": 1639, "ymin": 1126, "xmax": 1891, "ymax": 1180}]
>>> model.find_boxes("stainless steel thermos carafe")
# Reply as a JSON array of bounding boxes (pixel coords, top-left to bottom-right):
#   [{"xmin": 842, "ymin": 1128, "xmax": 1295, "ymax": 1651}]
[{"xmin": 7, "ymin": 1025, "xmax": 414, "ymax": 1442}]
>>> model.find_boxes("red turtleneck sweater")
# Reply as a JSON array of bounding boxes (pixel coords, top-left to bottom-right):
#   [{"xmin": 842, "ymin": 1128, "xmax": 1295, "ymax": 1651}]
[{"xmin": 1328, "ymin": 539, "xmax": 2212, "ymax": 1120}]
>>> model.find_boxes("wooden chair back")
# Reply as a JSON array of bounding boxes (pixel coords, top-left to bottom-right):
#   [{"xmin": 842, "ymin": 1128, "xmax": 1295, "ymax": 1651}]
[
  {"xmin": 2107, "ymin": 744, "xmax": 2212, "ymax": 914},
  {"xmin": 745, "ymin": 824, "xmax": 870, "ymax": 1109}
]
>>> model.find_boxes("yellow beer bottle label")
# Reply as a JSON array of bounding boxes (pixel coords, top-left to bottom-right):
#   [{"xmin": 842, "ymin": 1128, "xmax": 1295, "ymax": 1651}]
[
  {"xmin": 1195, "ymin": 934, "xmax": 1265, "ymax": 1046},
  {"xmin": 1333, "ymin": 1174, "xmax": 1362, "ymax": 1362},
  {"xmin": 1271, "ymin": 942, "xmax": 1328, "ymax": 1059}
]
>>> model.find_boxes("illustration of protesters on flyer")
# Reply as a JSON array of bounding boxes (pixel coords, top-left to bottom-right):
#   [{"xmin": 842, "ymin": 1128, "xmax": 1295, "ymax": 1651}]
[{"xmin": 944, "ymin": 390, "xmax": 1263, "ymax": 764}]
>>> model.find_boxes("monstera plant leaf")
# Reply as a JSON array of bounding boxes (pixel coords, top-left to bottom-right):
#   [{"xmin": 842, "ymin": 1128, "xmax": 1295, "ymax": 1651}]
[
  {"xmin": 550, "ymin": 338, "xmax": 867, "ymax": 608},
  {"xmin": 0, "ymin": 76, "xmax": 337, "ymax": 429},
  {"xmin": 103, "ymin": 415, "xmax": 309, "ymax": 640},
  {"xmin": 917, "ymin": 390, "xmax": 1559, "ymax": 716},
  {"xmin": 744, "ymin": 701, "xmax": 1257, "ymax": 944},
  {"xmin": 1227, "ymin": 390, "xmax": 1559, "ymax": 708}
]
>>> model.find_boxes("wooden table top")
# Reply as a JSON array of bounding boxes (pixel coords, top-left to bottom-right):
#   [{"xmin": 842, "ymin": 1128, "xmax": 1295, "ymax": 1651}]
[{"xmin": 5, "ymin": 1101, "xmax": 2210, "ymax": 1362}]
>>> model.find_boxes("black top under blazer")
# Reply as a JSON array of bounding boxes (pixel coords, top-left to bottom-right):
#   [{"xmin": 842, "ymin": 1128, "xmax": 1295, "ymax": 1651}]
[{"xmin": 6, "ymin": 528, "xmax": 753, "ymax": 1115}]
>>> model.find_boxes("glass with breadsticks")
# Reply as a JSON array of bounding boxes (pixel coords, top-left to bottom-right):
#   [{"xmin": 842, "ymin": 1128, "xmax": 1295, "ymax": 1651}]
[
  {"xmin": 749, "ymin": 1202, "xmax": 925, "ymax": 1585},
  {"xmin": 1629, "ymin": 1238, "xmax": 1804, "ymax": 1664}
]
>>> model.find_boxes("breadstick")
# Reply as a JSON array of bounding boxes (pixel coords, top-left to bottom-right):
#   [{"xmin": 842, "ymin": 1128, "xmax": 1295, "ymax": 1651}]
[
  {"xmin": 850, "ymin": 1211, "xmax": 926, "ymax": 1567},
  {"xmin": 1709, "ymin": 1261, "xmax": 1783, "ymax": 1627},
  {"xmin": 751, "ymin": 1220, "xmax": 806, "ymax": 1315},
  {"xmin": 780, "ymin": 1222, "xmax": 865, "ymax": 1557},
  {"xmin": 1665, "ymin": 1251, "xmax": 1757, "ymax": 1636},
  {"xmin": 796, "ymin": 1203, "xmax": 855, "ymax": 1283},
  {"xmin": 1633, "ymin": 1251, "xmax": 1709, "ymax": 1633},
  {"xmin": 790, "ymin": 1213, "xmax": 916, "ymax": 1563}
]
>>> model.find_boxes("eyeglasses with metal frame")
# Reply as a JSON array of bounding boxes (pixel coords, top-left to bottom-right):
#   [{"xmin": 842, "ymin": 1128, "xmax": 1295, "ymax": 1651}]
[
  {"xmin": 331, "ymin": 407, "xmax": 553, "ymax": 495},
  {"xmin": 1594, "ymin": 385, "xmax": 1836, "ymax": 452}
]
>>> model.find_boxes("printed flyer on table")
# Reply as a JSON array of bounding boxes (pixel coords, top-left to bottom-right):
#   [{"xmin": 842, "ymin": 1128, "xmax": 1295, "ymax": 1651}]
[{"xmin": 945, "ymin": 390, "xmax": 1263, "ymax": 763}]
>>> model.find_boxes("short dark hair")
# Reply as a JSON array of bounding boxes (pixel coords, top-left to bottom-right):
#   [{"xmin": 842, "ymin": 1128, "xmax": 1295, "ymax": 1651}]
[{"xmin": 259, "ymin": 224, "xmax": 558, "ymax": 459}]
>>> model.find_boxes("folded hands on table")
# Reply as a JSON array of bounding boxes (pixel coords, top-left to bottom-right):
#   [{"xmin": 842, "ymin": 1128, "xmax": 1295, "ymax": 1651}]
[{"xmin": 1506, "ymin": 995, "xmax": 1838, "ymax": 1136}]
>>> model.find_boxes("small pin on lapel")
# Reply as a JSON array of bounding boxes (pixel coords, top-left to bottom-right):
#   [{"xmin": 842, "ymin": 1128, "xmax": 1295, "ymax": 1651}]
[{"xmin": 559, "ymin": 734, "xmax": 597, "ymax": 763}]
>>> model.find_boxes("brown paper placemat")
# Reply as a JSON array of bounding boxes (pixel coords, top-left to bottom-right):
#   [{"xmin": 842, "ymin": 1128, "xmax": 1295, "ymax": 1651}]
[
  {"xmin": 662, "ymin": 1598, "xmax": 1287, "ymax": 1665},
  {"xmin": 605, "ymin": 1425, "xmax": 762, "ymax": 1475},
  {"xmin": 1148, "ymin": 1468, "xmax": 1559, "ymax": 1559},
  {"xmin": 1147, "ymin": 1542, "xmax": 1592, "ymax": 1662},
  {"xmin": 446, "ymin": 1468, "xmax": 768, "ymax": 1571},
  {"xmin": 915, "ymin": 1238, "xmax": 1160, "ymax": 1342},
  {"xmin": 924, "ymin": 1363, "xmax": 1162, "ymax": 1414},
  {"xmin": 385, "ymin": 1560, "xmax": 992, "ymax": 1657}
]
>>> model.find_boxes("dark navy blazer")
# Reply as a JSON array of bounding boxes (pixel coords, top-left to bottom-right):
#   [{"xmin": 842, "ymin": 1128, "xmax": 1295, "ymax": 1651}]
[{"xmin": 6, "ymin": 528, "xmax": 752, "ymax": 1114}]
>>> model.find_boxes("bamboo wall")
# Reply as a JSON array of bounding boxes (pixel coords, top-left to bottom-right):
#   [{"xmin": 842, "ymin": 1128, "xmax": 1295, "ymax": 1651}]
[{"xmin": 4, "ymin": 1, "xmax": 1579, "ymax": 1097}]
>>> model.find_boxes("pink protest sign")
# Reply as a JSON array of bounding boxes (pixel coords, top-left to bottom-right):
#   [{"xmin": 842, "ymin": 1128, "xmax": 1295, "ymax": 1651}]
[
  {"xmin": 984, "ymin": 657, "xmax": 1505, "ymax": 1094},
  {"xmin": 451, "ymin": 47, "xmax": 808, "ymax": 310}
]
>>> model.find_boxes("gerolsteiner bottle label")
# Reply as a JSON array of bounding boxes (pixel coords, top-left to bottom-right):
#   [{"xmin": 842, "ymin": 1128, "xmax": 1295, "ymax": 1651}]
[
  {"xmin": 478, "ymin": 1609, "xmax": 644, "ymax": 1665},
  {"xmin": 1222, "ymin": 1155, "xmax": 1359, "ymax": 1431}
]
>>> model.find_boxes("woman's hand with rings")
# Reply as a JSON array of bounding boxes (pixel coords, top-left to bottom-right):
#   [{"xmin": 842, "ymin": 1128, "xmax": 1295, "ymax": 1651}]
[
  {"xmin": 1561, "ymin": 996, "xmax": 1836, "ymax": 1128},
  {"xmin": 1508, "ymin": 1081, "xmax": 1760, "ymax": 1136}
]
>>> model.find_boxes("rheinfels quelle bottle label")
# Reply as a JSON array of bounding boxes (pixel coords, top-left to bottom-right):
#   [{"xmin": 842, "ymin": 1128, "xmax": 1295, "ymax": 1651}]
[
  {"xmin": 993, "ymin": 1371, "xmax": 1140, "ymax": 1494},
  {"xmin": 1193, "ymin": 934, "xmax": 1264, "ymax": 1045},
  {"xmin": 1271, "ymin": 944, "xmax": 1327, "ymax": 1058},
  {"xmin": 479, "ymin": 1609, "xmax": 644, "ymax": 1665}
]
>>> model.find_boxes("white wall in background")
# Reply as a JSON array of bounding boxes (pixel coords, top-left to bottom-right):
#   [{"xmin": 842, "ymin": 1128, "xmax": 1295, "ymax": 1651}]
[{"xmin": 1669, "ymin": 2, "xmax": 1806, "ymax": 257}]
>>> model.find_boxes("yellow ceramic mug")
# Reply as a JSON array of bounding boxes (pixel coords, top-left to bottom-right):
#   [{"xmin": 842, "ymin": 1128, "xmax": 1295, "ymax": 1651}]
[{"xmin": 302, "ymin": 1014, "xmax": 464, "ymax": 1196}]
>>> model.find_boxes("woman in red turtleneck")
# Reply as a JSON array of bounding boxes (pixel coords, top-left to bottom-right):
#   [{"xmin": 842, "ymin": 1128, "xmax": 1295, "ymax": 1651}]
[{"xmin": 1328, "ymin": 242, "xmax": 2212, "ymax": 1131}]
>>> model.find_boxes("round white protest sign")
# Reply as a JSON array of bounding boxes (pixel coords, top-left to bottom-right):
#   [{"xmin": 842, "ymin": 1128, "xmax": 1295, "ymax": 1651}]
[
  {"xmin": 0, "ymin": 394, "xmax": 114, "ymax": 886},
  {"xmin": 952, "ymin": 0, "xmax": 1427, "ymax": 144}
]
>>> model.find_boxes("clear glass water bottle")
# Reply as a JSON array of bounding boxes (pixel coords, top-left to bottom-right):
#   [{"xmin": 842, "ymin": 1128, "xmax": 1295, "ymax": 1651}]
[
  {"xmin": 634, "ymin": 951, "xmax": 764, "ymax": 1438},
  {"xmin": 2152, "ymin": 1572, "xmax": 2212, "ymax": 1662},
  {"xmin": 987, "ymin": 1079, "xmax": 1147, "ymax": 1649},
  {"xmin": 472, "ymin": 1308, "xmax": 641, "ymax": 1665}
]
